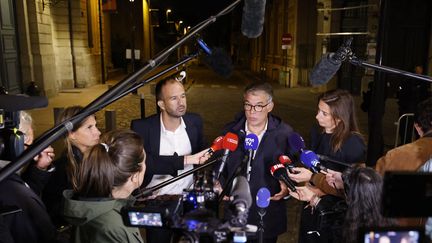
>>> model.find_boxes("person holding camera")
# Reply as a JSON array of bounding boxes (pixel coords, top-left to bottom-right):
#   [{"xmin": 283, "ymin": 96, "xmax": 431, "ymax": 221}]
[{"xmin": 63, "ymin": 130, "xmax": 146, "ymax": 243}]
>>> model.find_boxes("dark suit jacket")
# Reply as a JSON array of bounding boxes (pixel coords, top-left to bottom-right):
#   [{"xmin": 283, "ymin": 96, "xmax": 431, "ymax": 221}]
[{"xmin": 131, "ymin": 112, "xmax": 207, "ymax": 187}]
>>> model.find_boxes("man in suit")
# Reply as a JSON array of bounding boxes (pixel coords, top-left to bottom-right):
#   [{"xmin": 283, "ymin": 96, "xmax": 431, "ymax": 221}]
[
  {"xmin": 217, "ymin": 82, "xmax": 293, "ymax": 243},
  {"xmin": 131, "ymin": 76, "xmax": 209, "ymax": 242}
]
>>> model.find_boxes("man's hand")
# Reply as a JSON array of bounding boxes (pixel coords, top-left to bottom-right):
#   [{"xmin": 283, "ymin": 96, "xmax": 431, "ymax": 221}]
[
  {"xmin": 287, "ymin": 167, "xmax": 313, "ymax": 183},
  {"xmin": 289, "ymin": 186, "xmax": 315, "ymax": 202},
  {"xmin": 270, "ymin": 180, "xmax": 289, "ymax": 201},
  {"xmin": 34, "ymin": 146, "xmax": 55, "ymax": 171}
]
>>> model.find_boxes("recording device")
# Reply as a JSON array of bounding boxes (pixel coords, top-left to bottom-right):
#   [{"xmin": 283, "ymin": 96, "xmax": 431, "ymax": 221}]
[
  {"xmin": 0, "ymin": 94, "xmax": 48, "ymax": 160},
  {"xmin": 269, "ymin": 164, "xmax": 296, "ymax": 192},
  {"xmin": 229, "ymin": 176, "xmax": 252, "ymax": 227},
  {"xmin": 207, "ymin": 136, "xmax": 224, "ymax": 155},
  {"xmin": 288, "ymin": 132, "xmax": 306, "ymax": 153},
  {"xmin": 300, "ymin": 150, "xmax": 327, "ymax": 173},
  {"xmin": 382, "ymin": 171, "xmax": 432, "ymax": 217},
  {"xmin": 361, "ymin": 226, "xmax": 425, "ymax": 243},
  {"xmin": 197, "ymin": 38, "xmax": 233, "ymax": 78},
  {"xmin": 309, "ymin": 37, "xmax": 354, "ymax": 86},
  {"xmin": 244, "ymin": 133, "xmax": 259, "ymax": 181},
  {"xmin": 241, "ymin": 0, "xmax": 266, "ymax": 38},
  {"xmin": 216, "ymin": 132, "xmax": 239, "ymax": 179}
]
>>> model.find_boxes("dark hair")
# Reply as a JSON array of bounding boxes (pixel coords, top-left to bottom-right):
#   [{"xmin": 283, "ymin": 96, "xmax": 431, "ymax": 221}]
[
  {"xmin": 414, "ymin": 97, "xmax": 432, "ymax": 133},
  {"xmin": 56, "ymin": 105, "xmax": 96, "ymax": 190},
  {"xmin": 318, "ymin": 89, "xmax": 362, "ymax": 152},
  {"xmin": 155, "ymin": 76, "xmax": 183, "ymax": 101},
  {"xmin": 76, "ymin": 130, "xmax": 145, "ymax": 198},
  {"xmin": 244, "ymin": 82, "xmax": 274, "ymax": 101},
  {"xmin": 342, "ymin": 166, "xmax": 394, "ymax": 243}
]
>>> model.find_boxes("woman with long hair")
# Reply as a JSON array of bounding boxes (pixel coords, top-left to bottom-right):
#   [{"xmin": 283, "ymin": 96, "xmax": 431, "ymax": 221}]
[
  {"xmin": 42, "ymin": 106, "xmax": 101, "ymax": 227},
  {"xmin": 288, "ymin": 89, "xmax": 367, "ymax": 242},
  {"xmin": 63, "ymin": 129, "xmax": 146, "ymax": 243},
  {"xmin": 290, "ymin": 166, "xmax": 394, "ymax": 243}
]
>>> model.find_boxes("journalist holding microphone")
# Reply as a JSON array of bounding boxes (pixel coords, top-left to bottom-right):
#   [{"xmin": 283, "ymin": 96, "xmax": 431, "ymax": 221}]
[{"xmin": 287, "ymin": 89, "xmax": 366, "ymax": 243}]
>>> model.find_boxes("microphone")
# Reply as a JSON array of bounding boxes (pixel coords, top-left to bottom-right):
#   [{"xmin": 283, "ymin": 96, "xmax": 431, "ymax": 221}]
[
  {"xmin": 309, "ymin": 37, "xmax": 353, "ymax": 86},
  {"xmin": 230, "ymin": 175, "xmax": 252, "ymax": 227},
  {"xmin": 300, "ymin": 150, "xmax": 327, "ymax": 173},
  {"xmin": 316, "ymin": 154, "xmax": 351, "ymax": 168},
  {"xmin": 0, "ymin": 95, "xmax": 48, "ymax": 111},
  {"xmin": 196, "ymin": 38, "xmax": 233, "ymax": 78},
  {"xmin": 270, "ymin": 164, "xmax": 296, "ymax": 192},
  {"xmin": 278, "ymin": 155, "xmax": 295, "ymax": 173},
  {"xmin": 241, "ymin": 0, "xmax": 266, "ymax": 38},
  {"xmin": 216, "ymin": 132, "xmax": 239, "ymax": 179},
  {"xmin": 244, "ymin": 133, "xmax": 259, "ymax": 181},
  {"xmin": 207, "ymin": 136, "xmax": 224, "ymax": 154},
  {"xmin": 288, "ymin": 132, "xmax": 306, "ymax": 153},
  {"xmin": 256, "ymin": 187, "xmax": 270, "ymax": 242}
]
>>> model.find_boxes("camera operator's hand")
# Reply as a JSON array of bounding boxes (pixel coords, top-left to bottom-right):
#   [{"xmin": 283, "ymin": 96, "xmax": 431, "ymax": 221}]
[
  {"xmin": 34, "ymin": 146, "xmax": 55, "ymax": 171},
  {"xmin": 288, "ymin": 167, "xmax": 313, "ymax": 183},
  {"xmin": 184, "ymin": 149, "xmax": 211, "ymax": 165},
  {"xmin": 270, "ymin": 180, "xmax": 289, "ymax": 201}
]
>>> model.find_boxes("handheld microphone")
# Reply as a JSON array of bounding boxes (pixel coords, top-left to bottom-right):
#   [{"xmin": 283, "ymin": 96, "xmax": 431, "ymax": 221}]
[
  {"xmin": 207, "ymin": 136, "xmax": 224, "ymax": 154},
  {"xmin": 196, "ymin": 38, "xmax": 233, "ymax": 78},
  {"xmin": 300, "ymin": 150, "xmax": 327, "ymax": 173},
  {"xmin": 256, "ymin": 187, "xmax": 270, "ymax": 243},
  {"xmin": 316, "ymin": 154, "xmax": 351, "ymax": 168},
  {"xmin": 244, "ymin": 133, "xmax": 259, "ymax": 181},
  {"xmin": 270, "ymin": 164, "xmax": 296, "ymax": 192},
  {"xmin": 278, "ymin": 155, "xmax": 295, "ymax": 173},
  {"xmin": 216, "ymin": 132, "xmax": 239, "ymax": 179},
  {"xmin": 309, "ymin": 37, "xmax": 353, "ymax": 86},
  {"xmin": 230, "ymin": 175, "xmax": 252, "ymax": 227},
  {"xmin": 288, "ymin": 132, "xmax": 306, "ymax": 153},
  {"xmin": 241, "ymin": 0, "xmax": 266, "ymax": 38}
]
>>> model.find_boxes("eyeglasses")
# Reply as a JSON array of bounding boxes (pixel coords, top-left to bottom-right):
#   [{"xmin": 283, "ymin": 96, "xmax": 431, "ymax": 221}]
[{"xmin": 244, "ymin": 102, "xmax": 271, "ymax": 112}]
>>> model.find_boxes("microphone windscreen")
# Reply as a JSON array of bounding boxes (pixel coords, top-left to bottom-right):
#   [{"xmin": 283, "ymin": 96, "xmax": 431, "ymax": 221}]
[
  {"xmin": 0, "ymin": 95, "xmax": 48, "ymax": 111},
  {"xmin": 231, "ymin": 175, "xmax": 252, "ymax": 208},
  {"xmin": 210, "ymin": 136, "xmax": 224, "ymax": 152},
  {"xmin": 288, "ymin": 132, "xmax": 305, "ymax": 153},
  {"xmin": 241, "ymin": 0, "xmax": 266, "ymax": 38},
  {"xmin": 222, "ymin": 132, "xmax": 239, "ymax": 152},
  {"xmin": 300, "ymin": 150, "xmax": 320, "ymax": 169},
  {"xmin": 309, "ymin": 53, "xmax": 342, "ymax": 86},
  {"xmin": 278, "ymin": 155, "xmax": 292, "ymax": 166},
  {"xmin": 203, "ymin": 47, "xmax": 233, "ymax": 78},
  {"xmin": 244, "ymin": 133, "xmax": 259, "ymax": 151},
  {"xmin": 256, "ymin": 187, "xmax": 270, "ymax": 208}
]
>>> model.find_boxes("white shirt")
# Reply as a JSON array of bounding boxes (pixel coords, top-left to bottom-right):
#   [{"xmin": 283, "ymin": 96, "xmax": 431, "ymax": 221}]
[{"xmin": 146, "ymin": 116, "xmax": 194, "ymax": 195}]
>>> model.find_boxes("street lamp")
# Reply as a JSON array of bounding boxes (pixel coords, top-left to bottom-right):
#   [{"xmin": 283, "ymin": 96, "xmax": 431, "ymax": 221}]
[{"xmin": 166, "ymin": 9, "xmax": 174, "ymax": 24}]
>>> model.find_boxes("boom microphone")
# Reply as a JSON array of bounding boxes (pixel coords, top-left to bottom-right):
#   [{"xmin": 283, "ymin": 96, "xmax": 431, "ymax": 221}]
[
  {"xmin": 270, "ymin": 164, "xmax": 296, "ymax": 192},
  {"xmin": 244, "ymin": 133, "xmax": 259, "ymax": 181},
  {"xmin": 197, "ymin": 38, "xmax": 233, "ymax": 78},
  {"xmin": 0, "ymin": 95, "xmax": 48, "ymax": 111},
  {"xmin": 309, "ymin": 37, "xmax": 353, "ymax": 86},
  {"xmin": 300, "ymin": 150, "xmax": 327, "ymax": 173},
  {"xmin": 216, "ymin": 132, "xmax": 239, "ymax": 179},
  {"xmin": 241, "ymin": 0, "xmax": 266, "ymax": 38},
  {"xmin": 316, "ymin": 154, "xmax": 351, "ymax": 168}
]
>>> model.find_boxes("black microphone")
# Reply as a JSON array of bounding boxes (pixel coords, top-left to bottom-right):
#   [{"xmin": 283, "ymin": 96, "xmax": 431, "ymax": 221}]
[
  {"xmin": 241, "ymin": 0, "xmax": 266, "ymax": 38},
  {"xmin": 196, "ymin": 38, "xmax": 233, "ymax": 78},
  {"xmin": 316, "ymin": 154, "xmax": 351, "ymax": 168},
  {"xmin": 230, "ymin": 175, "xmax": 252, "ymax": 227},
  {"xmin": 270, "ymin": 164, "xmax": 296, "ymax": 192},
  {"xmin": 309, "ymin": 37, "xmax": 353, "ymax": 86}
]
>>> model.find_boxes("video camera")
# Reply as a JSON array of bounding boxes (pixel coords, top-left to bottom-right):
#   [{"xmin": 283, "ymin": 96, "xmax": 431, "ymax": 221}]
[
  {"xmin": 122, "ymin": 170, "xmax": 255, "ymax": 243},
  {"xmin": 0, "ymin": 94, "xmax": 48, "ymax": 161}
]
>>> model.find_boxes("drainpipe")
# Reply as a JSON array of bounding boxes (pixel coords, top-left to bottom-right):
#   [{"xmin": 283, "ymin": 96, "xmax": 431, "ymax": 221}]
[
  {"xmin": 98, "ymin": 0, "xmax": 105, "ymax": 84},
  {"xmin": 68, "ymin": 0, "xmax": 77, "ymax": 87}
]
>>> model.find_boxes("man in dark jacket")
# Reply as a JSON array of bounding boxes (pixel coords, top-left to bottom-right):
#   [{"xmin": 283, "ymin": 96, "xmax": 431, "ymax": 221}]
[
  {"xmin": 217, "ymin": 82, "xmax": 293, "ymax": 243},
  {"xmin": 131, "ymin": 76, "xmax": 210, "ymax": 242}
]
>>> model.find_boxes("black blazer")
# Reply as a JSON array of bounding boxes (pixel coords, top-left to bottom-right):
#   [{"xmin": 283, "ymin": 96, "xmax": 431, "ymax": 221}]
[{"xmin": 131, "ymin": 112, "xmax": 207, "ymax": 187}]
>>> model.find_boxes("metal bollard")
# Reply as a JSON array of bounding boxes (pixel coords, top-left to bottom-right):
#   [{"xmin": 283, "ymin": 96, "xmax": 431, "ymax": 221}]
[
  {"xmin": 53, "ymin": 107, "xmax": 64, "ymax": 124},
  {"xmin": 140, "ymin": 94, "xmax": 146, "ymax": 119},
  {"xmin": 105, "ymin": 110, "xmax": 116, "ymax": 131}
]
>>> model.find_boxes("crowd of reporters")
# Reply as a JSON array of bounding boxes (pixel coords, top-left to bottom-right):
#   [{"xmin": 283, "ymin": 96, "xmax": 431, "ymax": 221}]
[{"xmin": 0, "ymin": 76, "xmax": 431, "ymax": 243}]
